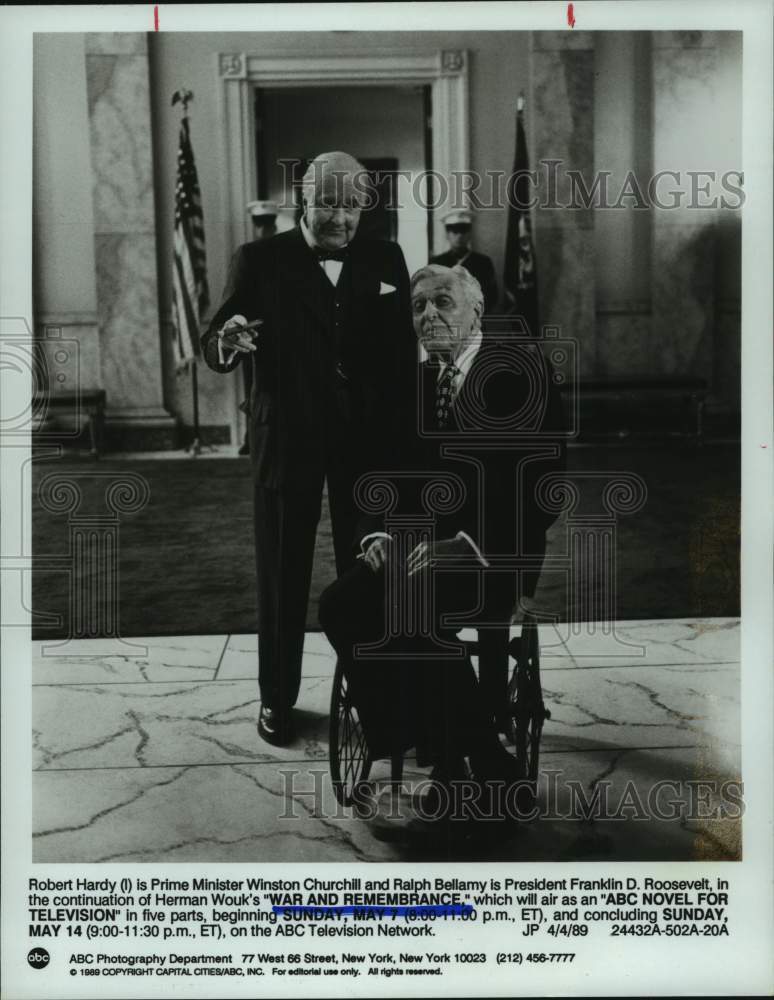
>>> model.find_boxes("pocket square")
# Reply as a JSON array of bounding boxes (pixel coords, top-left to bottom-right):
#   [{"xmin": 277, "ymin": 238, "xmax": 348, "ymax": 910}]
[{"xmin": 379, "ymin": 282, "xmax": 396, "ymax": 295}]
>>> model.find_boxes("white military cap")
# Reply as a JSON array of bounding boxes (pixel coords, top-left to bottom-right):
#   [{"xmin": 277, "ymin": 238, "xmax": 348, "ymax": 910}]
[
  {"xmin": 441, "ymin": 208, "xmax": 474, "ymax": 227},
  {"xmin": 246, "ymin": 200, "xmax": 279, "ymax": 219}
]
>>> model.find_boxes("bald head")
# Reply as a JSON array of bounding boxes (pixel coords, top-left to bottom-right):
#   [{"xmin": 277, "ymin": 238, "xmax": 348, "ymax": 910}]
[
  {"xmin": 301, "ymin": 151, "xmax": 366, "ymax": 199},
  {"xmin": 300, "ymin": 151, "xmax": 369, "ymax": 251}
]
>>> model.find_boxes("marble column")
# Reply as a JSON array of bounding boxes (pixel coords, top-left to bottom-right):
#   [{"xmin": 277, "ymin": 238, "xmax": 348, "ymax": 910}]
[
  {"xmin": 651, "ymin": 31, "xmax": 717, "ymax": 381},
  {"xmin": 85, "ymin": 33, "xmax": 175, "ymax": 449},
  {"xmin": 531, "ymin": 31, "xmax": 596, "ymax": 375}
]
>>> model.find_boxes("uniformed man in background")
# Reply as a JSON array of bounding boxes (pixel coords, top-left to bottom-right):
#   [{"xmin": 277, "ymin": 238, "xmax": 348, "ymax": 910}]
[
  {"xmin": 431, "ymin": 208, "xmax": 498, "ymax": 315},
  {"xmin": 246, "ymin": 199, "xmax": 279, "ymax": 242}
]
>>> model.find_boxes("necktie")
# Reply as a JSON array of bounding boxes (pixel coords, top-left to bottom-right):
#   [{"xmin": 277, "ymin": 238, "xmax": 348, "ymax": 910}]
[
  {"xmin": 435, "ymin": 364, "xmax": 461, "ymax": 429},
  {"xmin": 316, "ymin": 247, "xmax": 348, "ymax": 262}
]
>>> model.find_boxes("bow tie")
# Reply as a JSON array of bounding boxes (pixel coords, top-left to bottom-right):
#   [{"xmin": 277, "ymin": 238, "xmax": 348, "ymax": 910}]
[{"xmin": 315, "ymin": 247, "xmax": 348, "ymax": 263}]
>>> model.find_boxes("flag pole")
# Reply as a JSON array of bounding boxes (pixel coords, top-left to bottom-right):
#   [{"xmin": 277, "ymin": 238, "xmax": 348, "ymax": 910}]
[
  {"xmin": 503, "ymin": 89, "xmax": 539, "ymax": 335},
  {"xmin": 189, "ymin": 357, "xmax": 202, "ymax": 456},
  {"xmin": 172, "ymin": 88, "xmax": 213, "ymax": 458}
]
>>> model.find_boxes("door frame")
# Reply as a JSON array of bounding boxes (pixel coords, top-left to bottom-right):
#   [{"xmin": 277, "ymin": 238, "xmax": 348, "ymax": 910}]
[
  {"xmin": 217, "ymin": 48, "xmax": 469, "ymax": 251},
  {"xmin": 216, "ymin": 48, "xmax": 469, "ymax": 446}
]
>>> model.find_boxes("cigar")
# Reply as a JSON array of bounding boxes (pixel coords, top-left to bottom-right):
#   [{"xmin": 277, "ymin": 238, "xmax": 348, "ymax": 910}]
[
  {"xmin": 221, "ymin": 318, "xmax": 263, "ymax": 342},
  {"xmin": 231, "ymin": 319, "xmax": 263, "ymax": 334}
]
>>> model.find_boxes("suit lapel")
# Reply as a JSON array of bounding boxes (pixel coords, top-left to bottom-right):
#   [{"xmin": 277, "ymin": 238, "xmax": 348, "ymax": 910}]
[
  {"xmin": 449, "ymin": 341, "xmax": 491, "ymax": 432},
  {"xmin": 283, "ymin": 227, "xmax": 334, "ymax": 327},
  {"xmin": 452, "ymin": 348, "xmax": 479, "ymax": 426},
  {"xmin": 346, "ymin": 237, "xmax": 380, "ymax": 302},
  {"xmin": 283, "ymin": 229, "xmax": 381, "ymax": 329},
  {"xmin": 421, "ymin": 360, "xmax": 440, "ymax": 434}
]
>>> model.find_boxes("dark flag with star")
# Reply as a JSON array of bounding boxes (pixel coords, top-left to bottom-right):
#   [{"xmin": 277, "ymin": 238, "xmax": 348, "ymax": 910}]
[
  {"xmin": 172, "ymin": 113, "xmax": 209, "ymax": 367},
  {"xmin": 504, "ymin": 99, "xmax": 539, "ymax": 336}
]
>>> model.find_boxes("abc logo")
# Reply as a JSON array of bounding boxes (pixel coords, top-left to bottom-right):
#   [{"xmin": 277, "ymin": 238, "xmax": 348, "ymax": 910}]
[{"xmin": 27, "ymin": 948, "xmax": 50, "ymax": 969}]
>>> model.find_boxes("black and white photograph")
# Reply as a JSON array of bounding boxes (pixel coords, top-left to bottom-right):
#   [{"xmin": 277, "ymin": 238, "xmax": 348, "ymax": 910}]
[{"xmin": 2, "ymin": 2, "xmax": 772, "ymax": 998}]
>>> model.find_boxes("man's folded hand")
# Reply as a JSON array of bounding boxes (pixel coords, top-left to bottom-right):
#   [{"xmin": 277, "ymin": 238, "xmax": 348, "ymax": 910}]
[{"xmin": 361, "ymin": 536, "xmax": 393, "ymax": 573}]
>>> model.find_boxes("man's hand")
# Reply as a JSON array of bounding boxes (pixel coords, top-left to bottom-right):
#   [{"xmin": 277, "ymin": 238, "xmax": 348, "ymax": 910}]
[
  {"xmin": 219, "ymin": 314, "xmax": 262, "ymax": 353},
  {"xmin": 406, "ymin": 536, "xmax": 477, "ymax": 577},
  {"xmin": 362, "ymin": 536, "xmax": 393, "ymax": 574}
]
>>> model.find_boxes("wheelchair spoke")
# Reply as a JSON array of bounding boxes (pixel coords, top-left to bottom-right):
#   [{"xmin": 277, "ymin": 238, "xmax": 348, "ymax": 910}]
[
  {"xmin": 329, "ymin": 661, "xmax": 372, "ymax": 806},
  {"xmin": 504, "ymin": 613, "xmax": 547, "ymax": 793}
]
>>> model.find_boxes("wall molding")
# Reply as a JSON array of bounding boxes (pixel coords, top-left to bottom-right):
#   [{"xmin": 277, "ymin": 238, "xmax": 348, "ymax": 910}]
[
  {"xmin": 36, "ymin": 312, "xmax": 98, "ymax": 328},
  {"xmin": 217, "ymin": 48, "xmax": 469, "ymax": 251},
  {"xmin": 217, "ymin": 48, "xmax": 469, "ymax": 445}
]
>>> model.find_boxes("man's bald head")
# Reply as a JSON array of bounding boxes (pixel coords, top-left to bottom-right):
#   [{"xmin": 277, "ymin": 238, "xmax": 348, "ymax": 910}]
[
  {"xmin": 301, "ymin": 151, "xmax": 366, "ymax": 199},
  {"xmin": 301, "ymin": 150, "xmax": 367, "ymax": 250}
]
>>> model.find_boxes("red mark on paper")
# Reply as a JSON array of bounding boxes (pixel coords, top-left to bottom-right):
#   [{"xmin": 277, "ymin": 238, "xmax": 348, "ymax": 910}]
[
  {"xmin": 567, "ymin": 3, "xmax": 576, "ymax": 28},
  {"xmin": 154, "ymin": 5, "xmax": 159, "ymax": 30}
]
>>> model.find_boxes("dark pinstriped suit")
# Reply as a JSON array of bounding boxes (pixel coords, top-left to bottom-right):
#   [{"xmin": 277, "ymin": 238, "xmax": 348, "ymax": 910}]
[{"xmin": 202, "ymin": 227, "xmax": 415, "ymax": 712}]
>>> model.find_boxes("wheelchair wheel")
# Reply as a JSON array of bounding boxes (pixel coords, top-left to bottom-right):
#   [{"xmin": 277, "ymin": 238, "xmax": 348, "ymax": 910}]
[
  {"xmin": 505, "ymin": 614, "xmax": 550, "ymax": 795},
  {"xmin": 329, "ymin": 657, "xmax": 372, "ymax": 806}
]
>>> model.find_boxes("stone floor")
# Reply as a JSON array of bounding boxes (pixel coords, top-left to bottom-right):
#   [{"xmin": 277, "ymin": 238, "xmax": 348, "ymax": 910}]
[{"xmin": 32, "ymin": 618, "xmax": 741, "ymax": 863}]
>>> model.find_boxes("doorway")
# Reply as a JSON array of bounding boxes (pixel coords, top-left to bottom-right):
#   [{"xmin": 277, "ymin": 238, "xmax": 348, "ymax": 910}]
[{"xmin": 254, "ymin": 85, "xmax": 431, "ymax": 275}]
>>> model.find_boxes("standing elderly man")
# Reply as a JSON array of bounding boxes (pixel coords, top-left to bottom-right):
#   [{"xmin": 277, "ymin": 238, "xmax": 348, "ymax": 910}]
[
  {"xmin": 202, "ymin": 151, "xmax": 415, "ymax": 746},
  {"xmin": 319, "ymin": 263, "xmax": 565, "ymax": 839}
]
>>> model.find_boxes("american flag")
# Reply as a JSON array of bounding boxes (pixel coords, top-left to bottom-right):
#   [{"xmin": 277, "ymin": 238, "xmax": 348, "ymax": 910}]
[{"xmin": 172, "ymin": 114, "xmax": 209, "ymax": 366}]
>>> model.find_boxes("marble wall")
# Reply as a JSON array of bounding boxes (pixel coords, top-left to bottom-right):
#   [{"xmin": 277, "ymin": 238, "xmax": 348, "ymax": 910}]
[
  {"xmin": 84, "ymin": 33, "xmax": 175, "ymax": 448},
  {"xmin": 651, "ymin": 31, "xmax": 718, "ymax": 384},
  {"xmin": 530, "ymin": 30, "xmax": 741, "ymax": 412},
  {"xmin": 532, "ymin": 31, "xmax": 596, "ymax": 377}
]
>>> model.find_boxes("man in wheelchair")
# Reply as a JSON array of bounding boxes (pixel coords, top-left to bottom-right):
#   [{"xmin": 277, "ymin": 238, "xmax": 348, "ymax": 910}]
[{"xmin": 319, "ymin": 264, "xmax": 565, "ymax": 842}]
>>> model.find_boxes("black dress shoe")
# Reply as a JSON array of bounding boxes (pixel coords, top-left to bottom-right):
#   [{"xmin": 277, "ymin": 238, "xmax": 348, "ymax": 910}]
[{"xmin": 257, "ymin": 705, "xmax": 294, "ymax": 746}]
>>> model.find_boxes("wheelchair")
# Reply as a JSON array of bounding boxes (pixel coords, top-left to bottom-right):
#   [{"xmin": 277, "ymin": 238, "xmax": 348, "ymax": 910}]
[{"xmin": 328, "ymin": 611, "xmax": 550, "ymax": 808}]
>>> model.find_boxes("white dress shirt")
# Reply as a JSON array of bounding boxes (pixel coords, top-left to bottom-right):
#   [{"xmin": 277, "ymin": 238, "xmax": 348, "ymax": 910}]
[{"xmin": 299, "ymin": 218, "xmax": 346, "ymax": 287}]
